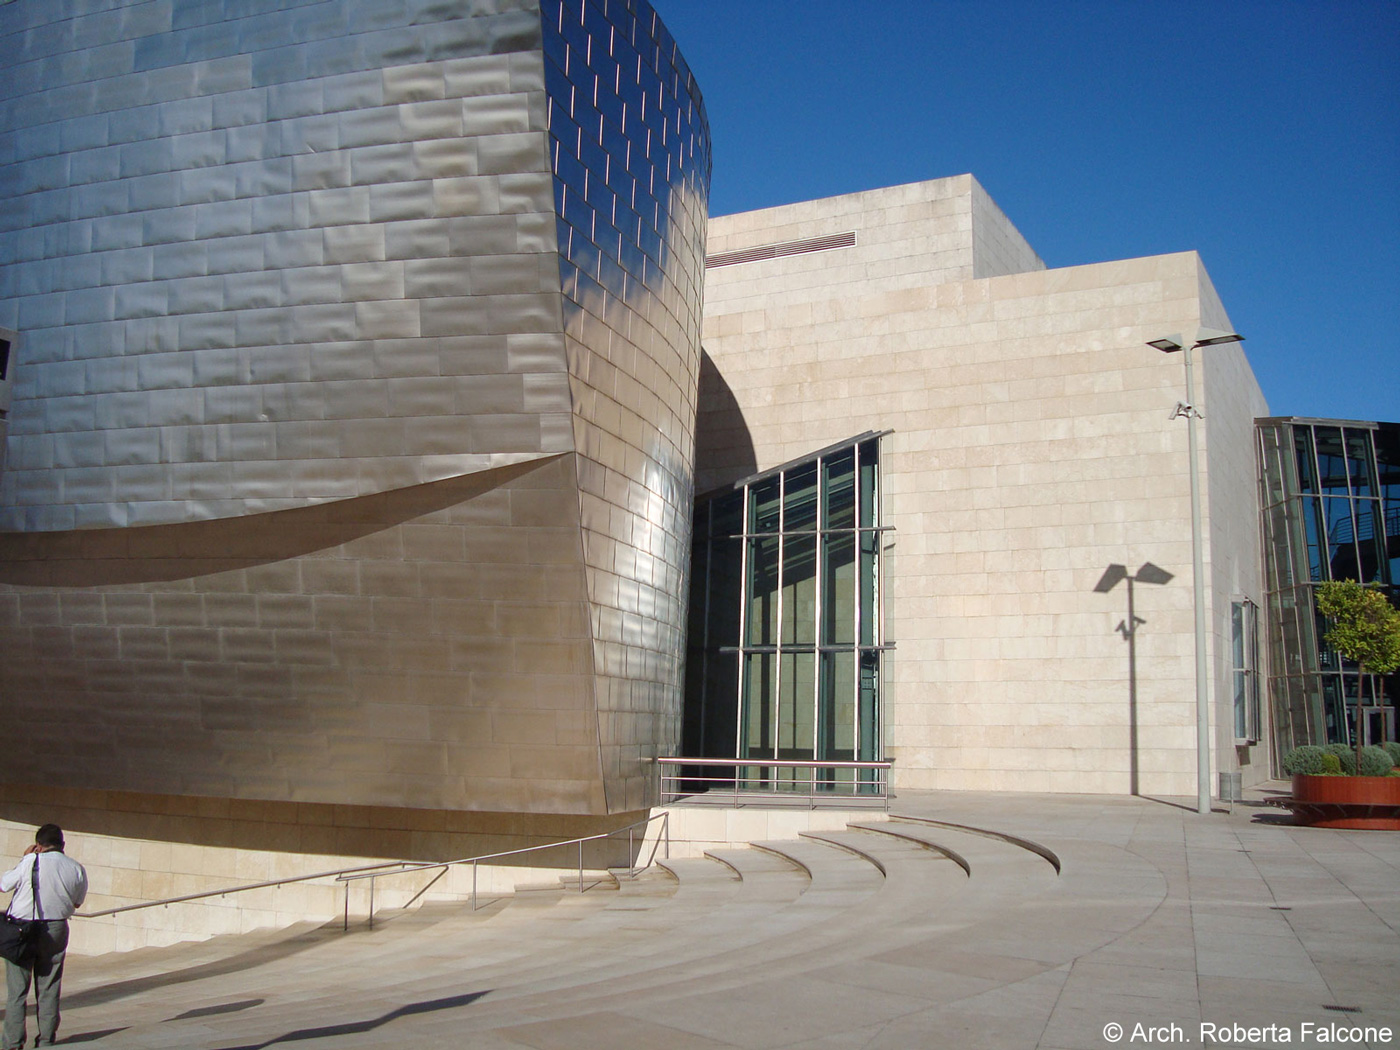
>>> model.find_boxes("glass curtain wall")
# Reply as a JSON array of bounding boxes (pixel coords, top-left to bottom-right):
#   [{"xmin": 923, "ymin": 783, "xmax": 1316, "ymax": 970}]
[
  {"xmin": 1258, "ymin": 419, "xmax": 1400, "ymax": 766},
  {"xmin": 684, "ymin": 434, "xmax": 889, "ymax": 791}
]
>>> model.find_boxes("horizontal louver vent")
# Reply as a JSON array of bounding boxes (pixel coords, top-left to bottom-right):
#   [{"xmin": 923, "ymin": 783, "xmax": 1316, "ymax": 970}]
[{"xmin": 705, "ymin": 230, "xmax": 856, "ymax": 269}]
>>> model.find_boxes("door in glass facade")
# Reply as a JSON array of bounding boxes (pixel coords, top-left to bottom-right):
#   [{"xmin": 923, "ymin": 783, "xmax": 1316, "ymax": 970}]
[{"xmin": 685, "ymin": 433, "xmax": 889, "ymax": 790}]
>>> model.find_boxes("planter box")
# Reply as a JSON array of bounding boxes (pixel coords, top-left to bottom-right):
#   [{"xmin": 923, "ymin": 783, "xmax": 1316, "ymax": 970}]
[{"xmin": 1283, "ymin": 774, "xmax": 1400, "ymax": 830}]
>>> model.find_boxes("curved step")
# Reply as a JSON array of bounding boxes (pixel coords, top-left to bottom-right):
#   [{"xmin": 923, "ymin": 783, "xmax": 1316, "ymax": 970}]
[
  {"xmin": 60, "ymin": 825, "xmax": 1159, "ymax": 1050},
  {"xmin": 887, "ymin": 815, "xmax": 1062, "ymax": 873}
]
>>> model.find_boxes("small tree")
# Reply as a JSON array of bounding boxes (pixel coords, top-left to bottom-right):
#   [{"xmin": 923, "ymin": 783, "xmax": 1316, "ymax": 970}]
[{"xmin": 1315, "ymin": 580, "xmax": 1400, "ymax": 775}]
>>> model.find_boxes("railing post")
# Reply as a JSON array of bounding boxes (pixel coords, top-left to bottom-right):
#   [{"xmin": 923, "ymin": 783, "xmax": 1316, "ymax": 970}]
[
  {"xmin": 343, "ymin": 883, "xmax": 349, "ymax": 933},
  {"xmin": 368, "ymin": 876, "xmax": 375, "ymax": 930},
  {"xmin": 578, "ymin": 839, "xmax": 583, "ymax": 892},
  {"xmin": 472, "ymin": 861, "xmax": 478, "ymax": 911},
  {"xmin": 664, "ymin": 811, "xmax": 670, "ymax": 860}
]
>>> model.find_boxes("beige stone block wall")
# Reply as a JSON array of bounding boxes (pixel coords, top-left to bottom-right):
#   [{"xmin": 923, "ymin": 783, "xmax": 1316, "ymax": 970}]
[
  {"xmin": 701, "ymin": 176, "xmax": 1042, "ymax": 337},
  {"xmin": 699, "ymin": 177, "xmax": 1267, "ymax": 798},
  {"xmin": 1199, "ymin": 271, "xmax": 1271, "ymax": 788}
]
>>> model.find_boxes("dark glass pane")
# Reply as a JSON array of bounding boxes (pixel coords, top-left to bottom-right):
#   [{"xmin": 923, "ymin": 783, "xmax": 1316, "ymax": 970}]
[
  {"xmin": 1321, "ymin": 674, "xmax": 1347, "ymax": 744},
  {"xmin": 822, "ymin": 533, "xmax": 855, "ymax": 645},
  {"xmin": 1302, "ymin": 496, "xmax": 1324, "ymax": 582},
  {"xmin": 749, "ymin": 476, "xmax": 781, "ymax": 533},
  {"xmin": 823, "ymin": 448, "xmax": 856, "ymax": 529},
  {"xmin": 1375, "ymin": 425, "xmax": 1400, "ymax": 586},
  {"xmin": 1232, "ymin": 669, "xmax": 1248, "ymax": 739},
  {"xmin": 856, "ymin": 649, "xmax": 879, "ymax": 767},
  {"xmin": 1323, "ymin": 497, "xmax": 1361, "ymax": 581},
  {"xmin": 860, "ymin": 530, "xmax": 879, "ymax": 647},
  {"xmin": 1344, "ymin": 429, "xmax": 1375, "ymax": 498},
  {"xmin": 1259, "ymin": 425, "xmax": 1287, "ymax": 506},
  {"xmin": 1358, "ymin": 501, "xmax": 1385, "ymax": 583},
  {"xmin": 683, "ymin": 648, "xmax": 740, "ymax": 764},
  {"xmin": 746, "ymin": 535, "xmax": 779, "ymax": 646},
  {"xmin": 1314, "ymin": 427, "xmax": 1350, "ymax": 497},
  {"xmin": 707, "ymin": 535, "xmax": 742, "ymax": 648},
  {"xmin": 819, "ymin": 650, "xmax": 856, "ymax": 772},
  {"xmin": 741, "ymin": 652, "xmax": 775, "ymax": 758},
  {"xmin": 1262, "ymin": 497, "xmax": 1297, "ymax": 591},
  {"xmin": 1317, "ymin": 599, "xmax": 1341, "ymax": 671},
  {"xmin": 686, "ymin": 526, "xmax": 708, "ymax": 643},
  {"xmin": 1231, "ymin": 602, "xmax": 1247, "ymax": 738},
  {"xmin": 781, "ymin": 534, "xmax": 817, "ymax": 646},
  {"xmin": 712, "ymin": 490, "xmax": 743, "ymax": 539},
  {"xmin": 784, "ymin": 462, "xmax": 818, "ymax": 531},
  {"xmin": 859, "ymin": 439, "xmax": 879, "ymax": 528},
  {"xmin": 1293, "ymin": 426, "xmax": 1317, "ymax": 494},
  {"xmin": 777, "ymin": 651, "xmax": 815, "ymax": 760}
]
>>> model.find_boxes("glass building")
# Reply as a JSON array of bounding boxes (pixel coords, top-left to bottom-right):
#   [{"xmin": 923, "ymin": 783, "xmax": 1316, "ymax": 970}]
[
  {"xmin": 684, "ymin": 433, "xmax": 890, "ymax": 789},
  {"xmin": 1257, "ymin": 418, "xmax": 1400, "ymax": 763}
]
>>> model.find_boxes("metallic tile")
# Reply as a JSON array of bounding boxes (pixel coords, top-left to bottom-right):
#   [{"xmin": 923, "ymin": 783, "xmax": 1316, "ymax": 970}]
[{"xmin": 0, "ymin": 0, "xmax": 709, "ymax": 817}]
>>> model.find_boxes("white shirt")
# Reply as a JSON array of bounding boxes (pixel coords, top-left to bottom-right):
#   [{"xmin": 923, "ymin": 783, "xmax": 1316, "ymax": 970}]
[{"xmin": 1, "ymin": 850, "xmax": 87, "ymax": 921}]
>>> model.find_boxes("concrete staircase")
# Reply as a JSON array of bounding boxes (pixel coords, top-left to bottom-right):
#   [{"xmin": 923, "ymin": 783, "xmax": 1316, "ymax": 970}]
[{"xmin": 48, "ymin": 810, "xmax": 1144, "ymax": 1050}]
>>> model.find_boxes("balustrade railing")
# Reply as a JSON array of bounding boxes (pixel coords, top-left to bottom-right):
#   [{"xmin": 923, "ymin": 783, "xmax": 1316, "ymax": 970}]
[{"xmin": 656, "ymin": 757, "xmax": 892, "ymax": 807}]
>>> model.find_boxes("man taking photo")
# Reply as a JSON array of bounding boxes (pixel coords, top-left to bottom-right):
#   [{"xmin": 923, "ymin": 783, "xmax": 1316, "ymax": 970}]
[{"xmin": 1, "ymin": 825, "xmax": 87, "ymax": 1049}]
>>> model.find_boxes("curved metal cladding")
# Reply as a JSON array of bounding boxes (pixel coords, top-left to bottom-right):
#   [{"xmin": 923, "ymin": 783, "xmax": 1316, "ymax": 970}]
[
  {"xmin": 541, "ymin": 0, "xmax": 710, "ymax": 811},
  {"xmin": 0, "ymin": 0, "xmax": 709, "ymax": 816}
]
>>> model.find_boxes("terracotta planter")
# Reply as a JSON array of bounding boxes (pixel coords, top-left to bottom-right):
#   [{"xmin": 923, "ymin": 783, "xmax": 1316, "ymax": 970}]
[{"xmin": 1284, "ymin": 774, "xmax": 1400, "ymax": 830}]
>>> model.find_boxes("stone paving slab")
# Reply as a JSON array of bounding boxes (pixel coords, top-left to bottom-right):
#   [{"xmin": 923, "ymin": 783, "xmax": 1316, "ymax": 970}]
[{"xmin": 21, "ymin": 785, "xmax": 1400, "ymax": 1049}]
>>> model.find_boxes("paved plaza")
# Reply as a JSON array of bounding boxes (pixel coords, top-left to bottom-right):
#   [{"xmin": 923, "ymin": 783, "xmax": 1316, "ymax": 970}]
[{"xmin": 17, "ymin": 784, "xmax": 1400, "ymax": 1049}]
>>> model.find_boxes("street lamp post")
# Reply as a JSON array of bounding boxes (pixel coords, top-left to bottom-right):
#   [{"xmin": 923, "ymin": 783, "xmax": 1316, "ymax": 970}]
[{"xmin": 1146, "ymin": 327, "xmax": 1244, "ymax": 816}]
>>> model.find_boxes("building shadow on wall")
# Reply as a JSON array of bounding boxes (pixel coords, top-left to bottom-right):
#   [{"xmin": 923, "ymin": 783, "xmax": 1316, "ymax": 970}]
[
  {"xmin": 1094, "ymin": 562, "xmax": 1174, "ymax": 797},
  {"xmin": 0, "ymin": 457, "xmax": 563, "ymax": 588},
  {"xmin": 693, "ymin": 348, "xmax": 757, "ymax": 493}
]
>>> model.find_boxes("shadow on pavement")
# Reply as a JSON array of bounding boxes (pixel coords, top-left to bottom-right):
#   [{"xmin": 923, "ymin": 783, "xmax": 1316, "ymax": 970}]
[
  {"xmin": 209, "ymin": 991, "xmax": 489, "ymax": 1049},
  {"xmin": 57, "ymin": 1027, "xmax": 129, "ymax": 1043},
  {"xmin": 60, "ymin": 924, "xmax": 341, "ymax": 1011}
]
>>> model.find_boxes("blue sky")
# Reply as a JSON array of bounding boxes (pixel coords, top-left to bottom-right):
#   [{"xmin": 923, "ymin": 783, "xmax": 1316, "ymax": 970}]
[{"xmin": 658, "ymin": 0, "xmax": 1399, "ymax": 423}]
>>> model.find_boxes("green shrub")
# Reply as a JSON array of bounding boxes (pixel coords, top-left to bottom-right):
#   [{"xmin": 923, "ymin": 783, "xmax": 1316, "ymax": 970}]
[
  {"xmin": 1323, "ymin": 742, "xmax": 1396, "ymax": 776},
  {"xmin": 1320, "ymin": 751, "xmax": 1343, "ymax": 774},
  {"xmin": 1358, "ymin": 745, "xmax": 1396, "ymax": 777},
  {"xmin": 1383, "ymin": 741, "xmax": 1400, "ymax": 768},
  {"xmin": 1325, "ymin": 743, "xmax": 1357, "ymax": 775},
  {"xmin": 1282, "ymin": 745, "xmax": 1333, "ymax": 775}
]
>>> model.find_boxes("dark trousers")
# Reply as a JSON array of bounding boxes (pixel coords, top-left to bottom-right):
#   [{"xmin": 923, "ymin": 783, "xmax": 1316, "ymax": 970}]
[{"xmin": 3, "ymin": 919, "xmax": 68, "ymax": 1049}]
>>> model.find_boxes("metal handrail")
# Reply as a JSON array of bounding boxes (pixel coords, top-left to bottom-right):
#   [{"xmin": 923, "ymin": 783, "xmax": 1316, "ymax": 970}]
[
  {"xmin": 71, "ymin": 811, "xmax": 670, "ymax": 931},
  {"xmin": 656, "ymin": 757, "xmax": 893, "ymax": 808},
  {"xmin": 73, "ymin": 859, "xmax": 416, "ymax": 919},
  {"xmin": 334, "ymin": 811, "xmax": 670, "ymax": 928}
]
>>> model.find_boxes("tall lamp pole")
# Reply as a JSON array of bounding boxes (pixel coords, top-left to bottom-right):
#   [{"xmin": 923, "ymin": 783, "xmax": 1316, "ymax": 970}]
[{"xmin": 1146, "ymin": 327, "xmax": 1244, "ymax": 816}]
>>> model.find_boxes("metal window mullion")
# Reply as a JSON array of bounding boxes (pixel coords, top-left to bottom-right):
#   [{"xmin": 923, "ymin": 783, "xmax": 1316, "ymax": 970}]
[
  {"xmin": 1249, "ymin": 599, "xmax": 1261, "ymax": 741},
  {"xmin": 699, "ymin": 501, "xmax": 713, "ymax": 758},
  {"xmin": 733, "ymin": 487, "xmax": 750, "ymax": 760},
  {"xmin": 811, "ymin": 467, "xmax": 822, "ymax": 768},
  {"xmin": 851, "ymin": 443, "xmax": 862, "ymax": 767},
  {"xmin": 814, "ymin": 456, "xmax": 825, "ymax": 764},
  {"xmin": 773, "ymin": 473, "xmax": 785, "ymax": 767},
  {"xmin": 875, "ymin": 442, "xmax": 886, "ymax": 760}
]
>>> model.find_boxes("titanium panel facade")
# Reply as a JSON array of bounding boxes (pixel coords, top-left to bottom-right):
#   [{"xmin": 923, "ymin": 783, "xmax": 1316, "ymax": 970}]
[{"xmin": 0, "ymin": 0, "xmax": 709, "ymax": 816}]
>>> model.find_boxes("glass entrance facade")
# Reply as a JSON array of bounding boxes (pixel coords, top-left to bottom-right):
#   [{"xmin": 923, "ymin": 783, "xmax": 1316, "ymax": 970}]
[
  {"xmin": 684, "ymin": 433, "xmax": 889, "ymax": 789},
  {"xmin": 1257, "ymin": 418, "xmax": 1400, "ymax": 764}
]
